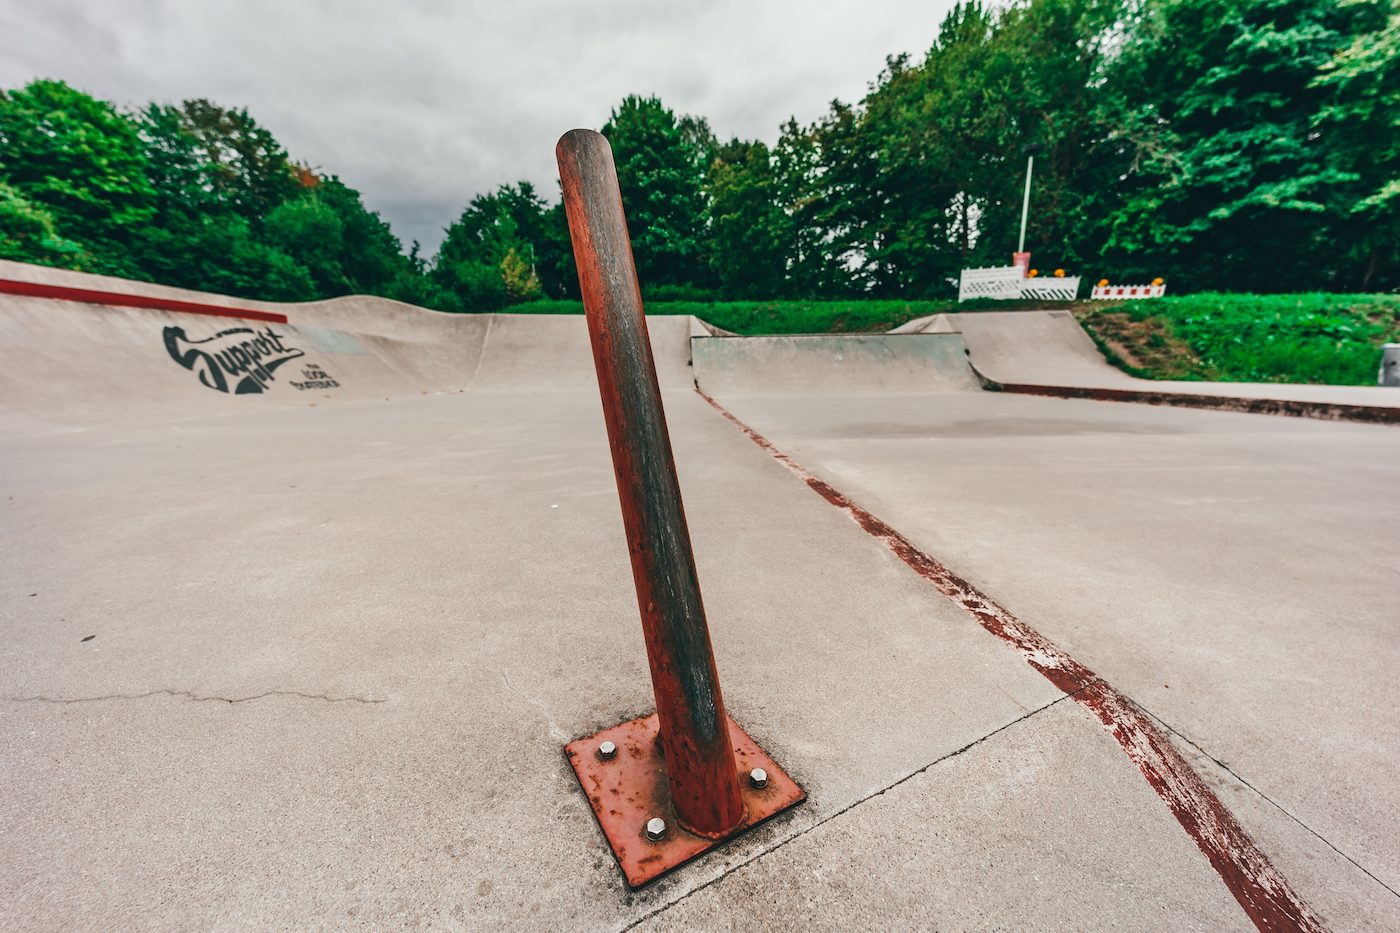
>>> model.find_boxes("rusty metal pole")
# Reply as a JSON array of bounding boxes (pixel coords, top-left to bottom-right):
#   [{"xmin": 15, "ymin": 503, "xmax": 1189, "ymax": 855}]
[{"xmin": 556, "ymin": 129, "xmax": 746, "ymax": 841}]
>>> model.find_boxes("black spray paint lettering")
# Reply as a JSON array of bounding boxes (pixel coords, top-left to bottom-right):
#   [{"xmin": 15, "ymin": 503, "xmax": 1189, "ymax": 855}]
[
  {"xmin": 163, "ymin": 326, "xmax": 306, "ymax": 394},
  {"xmin": 289, "ymin": 365, "xmax": 340, "ymax": 390}
]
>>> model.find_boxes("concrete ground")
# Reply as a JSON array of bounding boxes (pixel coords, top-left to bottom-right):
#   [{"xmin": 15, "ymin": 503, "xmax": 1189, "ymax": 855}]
[
  {"xmin": 2, "ymin": 261, "xmax": 1397, "ymax": 931},
  {"xmin": 706, "ymin": 391, "xmax": 1400, "ymax": 933}
]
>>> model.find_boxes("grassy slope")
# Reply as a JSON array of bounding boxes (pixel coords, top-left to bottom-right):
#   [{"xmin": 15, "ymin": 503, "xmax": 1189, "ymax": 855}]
[
  {"xmin": 1078, "ymin": 294, "xmax": 1400, "ymax": 385},
  {"xmin": 510, "ymin": 293, "xmax": 1400, "ymax": 386}
]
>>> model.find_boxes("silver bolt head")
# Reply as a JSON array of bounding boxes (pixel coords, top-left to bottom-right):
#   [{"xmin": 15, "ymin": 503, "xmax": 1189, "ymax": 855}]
[
  {"xmin": 598, "ymin": 741, "xmax": 616, "ymax": 760},
  {"xmin": 749, "ymin": 768, "xmax": 768, "ymax": 789},
  {"xmin": 645, "ymin": 818, "xmax": 667, "ymax": 841}
]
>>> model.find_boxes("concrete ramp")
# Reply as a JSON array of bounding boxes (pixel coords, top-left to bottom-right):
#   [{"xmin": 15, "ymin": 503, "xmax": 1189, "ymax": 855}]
[
  {"xmin": 894, "ymin": 310, "xmax": 1135, "ymax": 387},
  {"xmin": 692, "ymin": 334, "xmax": 979, "ymax": 396},
  {"xmin": 893, "ymin": 307, "xmax": 1400, "ymax": 417},
  {"xmin": 0, "ymin": 260, "xmax": 699, "ymax": 431}
]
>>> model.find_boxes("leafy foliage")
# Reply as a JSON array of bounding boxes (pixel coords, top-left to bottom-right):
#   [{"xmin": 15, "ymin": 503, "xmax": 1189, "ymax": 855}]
[
  {"xmin": 0, "ymin": 182, "xmax": 91, "ymax": 268},
  {"xmin": 430, "ymin": 182, "xmax": 563, "ymax": 311},
  {"xmin": 0, "ymin": 79, "xmax": 156, "ymax": 276},
  {"xmin": 706, "ymin": 139, "xmax": 791, "ymax": 298},
  {"xmin": 1091, "ymin": 0, "xmax": 1392, "ymax": 290},
  {"xmin": 0, "ymin": 79, "xmax": 416, "ymax": 304},
  {"xmin": 602, "ymin": 96, "xmax": 714, "ymax": 288}
]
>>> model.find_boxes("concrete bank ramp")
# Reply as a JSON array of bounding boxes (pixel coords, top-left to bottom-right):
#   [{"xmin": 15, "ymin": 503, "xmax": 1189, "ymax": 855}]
[
  {"xmin": 895, "ymin": 308, "xmax": 1400, "ymax": 414},
  {"xmin": 893, "ymin": 310, "xmax": 1135, "ymax": 387},
  {"xmin": 692, "ymin": 333, "xmax": 979, "ymax": 396},
  {"xmin": 0, "ymin": 259, "xmax": 702, "ymax": 430}
]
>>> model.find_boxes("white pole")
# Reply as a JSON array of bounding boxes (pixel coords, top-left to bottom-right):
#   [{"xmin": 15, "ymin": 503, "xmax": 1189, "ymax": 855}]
[{"xmin": 1018, "ymin": 155, "xmax": 1034, "ymax": 254}]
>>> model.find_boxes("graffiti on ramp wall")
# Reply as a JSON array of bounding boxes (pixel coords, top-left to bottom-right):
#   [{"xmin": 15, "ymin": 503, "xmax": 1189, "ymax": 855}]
[{"xmin": 163, "ymin": 325, "xmax": 340, "ymax": 394}]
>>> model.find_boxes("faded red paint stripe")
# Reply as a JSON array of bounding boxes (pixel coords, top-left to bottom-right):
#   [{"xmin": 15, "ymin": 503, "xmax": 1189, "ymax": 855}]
[
  {"xmin": 0, "ymin": 278, "xmax": 289, "ymax": 324},
  {"xmin": 995, "ymin": 380, "xmax": 1400, "ymax": 425},
  {"xmin": 697, "ymin": 389, "xmax": 1327, "ymax": 933}
]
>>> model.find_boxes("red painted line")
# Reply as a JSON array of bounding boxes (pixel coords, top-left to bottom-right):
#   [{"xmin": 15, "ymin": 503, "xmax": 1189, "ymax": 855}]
[
  {"xmin": 0, "ymin": 278, "xmax": 289, "ymax": 324},
  {"xmin": 697, "ymin": 389, "xmax": 1327, "ymax": 933},
  {"xmin": 993, "ymin": 380, "xmax": 1400, "ymax": 425}
]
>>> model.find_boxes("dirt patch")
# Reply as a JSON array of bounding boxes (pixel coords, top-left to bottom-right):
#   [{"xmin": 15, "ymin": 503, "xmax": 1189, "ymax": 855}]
[{"xmin": 1075, "ymin": 308, "xmax": 1211, "ymax": 380}]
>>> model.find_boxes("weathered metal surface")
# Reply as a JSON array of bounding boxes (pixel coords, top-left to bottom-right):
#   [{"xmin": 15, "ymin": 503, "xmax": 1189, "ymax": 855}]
[
  {"xmin": 565, "ymin": 713, "xmax": 806, "ymax": 889},
  {"xmin": 555, "ymin": 128, "xmax": 746, "ymax": 839}
]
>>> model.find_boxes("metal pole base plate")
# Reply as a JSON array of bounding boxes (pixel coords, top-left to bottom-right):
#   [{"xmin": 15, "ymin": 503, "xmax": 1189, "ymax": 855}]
[{"xmin": 565, "ymin": 713, "xmax": 806, "ymax": 888}]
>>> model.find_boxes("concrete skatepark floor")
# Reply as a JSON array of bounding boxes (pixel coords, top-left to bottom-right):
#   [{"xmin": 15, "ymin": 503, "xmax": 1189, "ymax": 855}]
[{"xmin": 2, "ymin": 261, "xmax": 1398, "ymax": 931}]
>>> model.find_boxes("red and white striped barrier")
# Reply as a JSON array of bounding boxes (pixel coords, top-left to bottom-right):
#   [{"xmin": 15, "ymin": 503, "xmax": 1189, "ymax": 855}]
[{"xmin": 1091, "ymin": 283, "xmax": 1166, "ymax": 300}]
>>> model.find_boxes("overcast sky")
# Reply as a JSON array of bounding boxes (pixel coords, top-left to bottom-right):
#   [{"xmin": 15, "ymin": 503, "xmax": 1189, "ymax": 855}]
[{"xmin": 1, "ymin": 0, "xmax": 955, "ymax": 254}]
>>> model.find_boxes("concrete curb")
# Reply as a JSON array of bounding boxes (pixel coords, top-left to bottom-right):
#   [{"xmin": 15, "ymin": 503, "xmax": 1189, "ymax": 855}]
[{"xmin": 978, "ymin": 372, "xmax": 1400, "ymax": 425}]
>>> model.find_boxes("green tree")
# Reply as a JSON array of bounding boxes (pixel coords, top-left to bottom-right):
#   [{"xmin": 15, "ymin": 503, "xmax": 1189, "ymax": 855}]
[
  {"xmin": 602, "ymin": 96, "xmax": 714, "ymax": 289},
  {"xmin": 0, "ymin": 79, "xmax": 155, "ymax": 275},
  {"xmin": 706, "ymin": 139, "xmax": 791, "ymax": 298},
  {"xmin": 773, "ymin": 0, "xmax": 1123, "ymax": 298},
  {"xmin": 131, "ymin": 102, "xmax": 416, "ymax": 302},
  {"xmin": 0, "ymin": 182, "xmax": 91, "ymax": 268},
  {"xmin": 433, "ymin": 182, "xmax": 555, "ymax": 310},
  {"xmin": 1095, "ymin": 0, "xmax": 1387, "ymax": 290},
  {"xmin": 129, "ymin": 212, "xmax": 317, "ymax": 301},
  {"xmin": 1312, "ymin": 0, "xmax": 1400, "ymax": 289},
  {"xmin": 263, "ymin": 175, "xmax": 414, "ymax": 297},
  {"xmin": 141, "ymin": 99, "xmax": 301, "ymax": 223}
]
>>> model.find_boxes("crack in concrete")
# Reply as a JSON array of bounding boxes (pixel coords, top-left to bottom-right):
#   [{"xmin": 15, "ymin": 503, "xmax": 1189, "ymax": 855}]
[
  {"xmin": 1146, "ymin": 711, "xmax": 1400, "ymax": 902},
  {"xmin": 618, "ymin": 689, "xmax": 1083, "ymax": 931},
  {"xmin": 499, "ymin": 667, "xmax": 570, "ymax": 743},
  {"xmin": 1, "ymin": 688, "xmax": 386, "ymax": 706}
]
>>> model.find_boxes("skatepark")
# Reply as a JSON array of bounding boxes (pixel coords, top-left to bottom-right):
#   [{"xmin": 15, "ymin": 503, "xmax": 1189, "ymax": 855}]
[{"xmin": 2, "ymin": 254, "xmax": 1399, "ymax": 931}]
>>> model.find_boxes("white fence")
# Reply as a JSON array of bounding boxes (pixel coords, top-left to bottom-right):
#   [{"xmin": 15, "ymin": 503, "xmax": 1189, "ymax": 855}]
[
  {"xmin": 958, "ymin": 265, "xmax": 1081, "ymax": 302},
  {"xmin": 1090, "ymin": 283, "xmax": 1166, "ymax": 300},
  {"xmin": 958, "ymin": 266, "xmax": 1026, "ymax": 301}
]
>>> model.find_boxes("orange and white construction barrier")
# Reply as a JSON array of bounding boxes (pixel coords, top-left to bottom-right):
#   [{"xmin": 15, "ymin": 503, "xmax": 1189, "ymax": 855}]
[{"xmin": 1091, "ymin": 279, "xmax": 1166, "ymax": 300}]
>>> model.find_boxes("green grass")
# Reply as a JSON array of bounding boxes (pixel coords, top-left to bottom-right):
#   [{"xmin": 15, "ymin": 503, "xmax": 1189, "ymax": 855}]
[
  {"xmin": 508, "ymin": 293, "xmax": 1400, "ymax": 385},
  {"xmin": 506, "ymin": 299, "xmax": 957, "ymax": 335},
  {"xmin": 1113, "ymin": 293, "xmax": 1400, "ymax": 385}
]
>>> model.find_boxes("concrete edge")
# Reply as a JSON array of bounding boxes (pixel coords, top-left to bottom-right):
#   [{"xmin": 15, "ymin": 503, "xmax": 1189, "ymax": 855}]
[{"xmin": 978, "ymin": 373, "xmax": 1400, "ymax": 425}]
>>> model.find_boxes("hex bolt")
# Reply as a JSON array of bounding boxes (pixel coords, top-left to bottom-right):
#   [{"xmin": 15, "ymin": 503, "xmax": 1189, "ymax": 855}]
[
  {"xmin": 645, "ymin": 818, "xmax": 667, "ymax": 842},
  {"xmin": 598, "ymin": 741, "xmax": 617, "ymax": 760},
  {"xmin": 749, "ymin": 768, "xmax": 768, "ymax": 789}
]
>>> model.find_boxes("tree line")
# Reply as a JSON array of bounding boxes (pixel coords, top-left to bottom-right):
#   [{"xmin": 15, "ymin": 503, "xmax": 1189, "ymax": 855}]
[{"xmin": 3, "ymin": 0, "xmax": 1397, "ymax": 308}]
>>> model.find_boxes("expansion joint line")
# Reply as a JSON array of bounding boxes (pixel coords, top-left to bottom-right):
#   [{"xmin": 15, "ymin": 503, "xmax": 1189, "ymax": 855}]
[
  {"xmin": 621, "ymin": 690, "xmax": 1083, "ymax": 932},
  {"xmin": 1149, "ymin": 712, "xmax": 1400, "ymax": 901},
  {"xmin": 695, "ymin": 389, "xmax": 1328, "ymax": 933}
]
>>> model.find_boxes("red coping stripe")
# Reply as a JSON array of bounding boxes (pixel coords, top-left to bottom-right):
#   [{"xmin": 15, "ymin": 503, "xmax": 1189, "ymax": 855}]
[
  {"xmin": 0, "ymin": 278, "xmax": 289, "ymax": 324},
  {"xmin": 697, "ymin": 389, "xmax": 1327, "ymax": 933}
]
